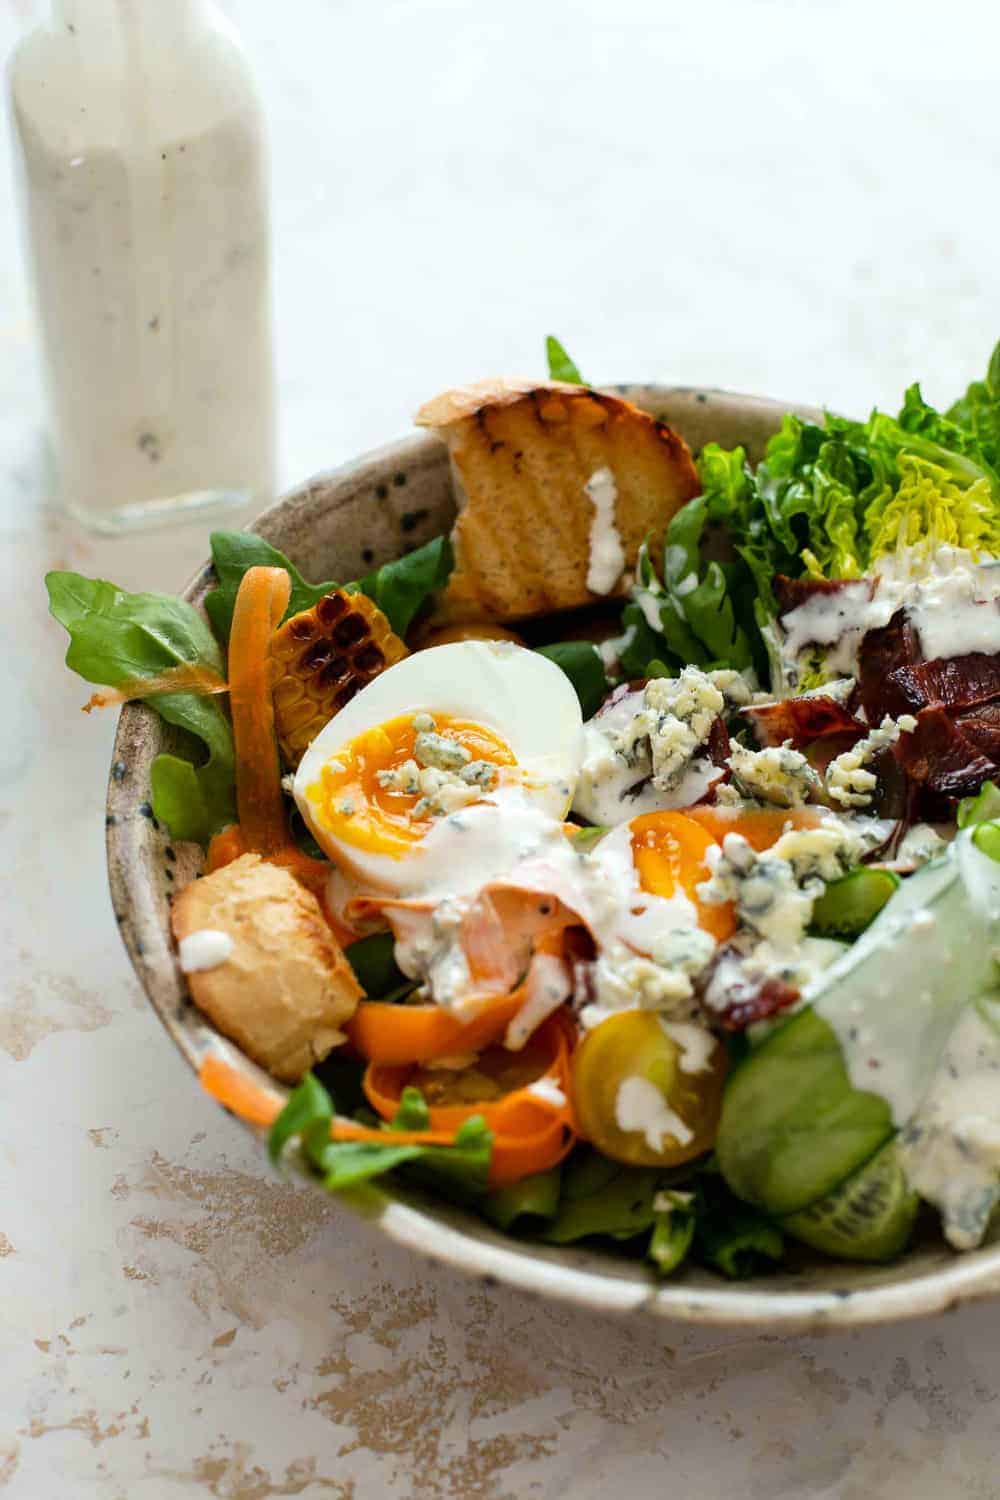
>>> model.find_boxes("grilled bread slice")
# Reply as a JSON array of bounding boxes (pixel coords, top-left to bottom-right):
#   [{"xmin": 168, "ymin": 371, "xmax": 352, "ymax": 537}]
[{"xmin": 416, "ymin": 379, "xmax": 700, "ymax": 623}]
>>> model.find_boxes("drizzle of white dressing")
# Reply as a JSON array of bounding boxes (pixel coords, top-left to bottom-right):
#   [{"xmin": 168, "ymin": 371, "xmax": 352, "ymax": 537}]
[
  {"xmin": 526, "ymin": 1076, "xmax": 568, "ymax": 1108},
  {"xmin": 177, "ymin": 929, "xmax": 235, "ymax": 973},
  {"xmin": 505, "ymin": 951, "xmax": 572, "ymax": 1051},
  {"xmin": 615, "ymin": 1075, "xmax": 694, "ymax": 1151},
  {"xmin": 598, "ymin": 622, "xmax": 636, "ymax": 673},
  {"xmin": 898, "ymin": 1001, "xmax": 1000, "ymax": 1248},
  {"xmin": 779, "ymin": 546, "xmax": 1000, "ymax": 679},
  {"xmin": 809, "ymin": 832, "xmax": 1000, "ymax": 1132},
  {"xmin": 662, "ymin": 1020, "xmax": 716, "ymax": 1074},
  {"xmin": 584, "ymin": 467, "xmax": 626, "ymax": 595},
  {"xmin": 635, "ymin": 589, "xmax": 664, "ymax": 632},
  {"xmin": 586, "ymin": 822, "xmax": 697, "ymax": 954}
]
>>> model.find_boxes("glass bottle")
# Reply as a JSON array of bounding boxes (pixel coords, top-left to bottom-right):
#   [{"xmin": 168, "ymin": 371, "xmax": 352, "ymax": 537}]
[{"xmin": 7, "ymin": 0, "xmax": 276, "ymax": 533}]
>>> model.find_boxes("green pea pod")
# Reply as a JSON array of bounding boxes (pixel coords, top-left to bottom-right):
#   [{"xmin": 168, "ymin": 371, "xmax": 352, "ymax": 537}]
[
  {"xmin": 647, "ymin": 1195, "xmax": 697, "ymax": 1275},
  {"xmin": 481, "ymin": 1170, "xmax": 562, "ymax": 1231},
  {"xmin": 811, "ymin": 867, "xmax": 900, "ymax": 938}
]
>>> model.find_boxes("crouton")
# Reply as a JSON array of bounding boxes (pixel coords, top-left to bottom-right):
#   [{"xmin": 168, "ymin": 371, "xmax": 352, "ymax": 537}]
[{"xmin": 172, "ymin": 854, "xmax": 361, "ymax": 1083}]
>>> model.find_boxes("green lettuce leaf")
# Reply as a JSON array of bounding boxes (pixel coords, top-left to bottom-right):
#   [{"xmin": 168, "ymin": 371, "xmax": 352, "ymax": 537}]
[
  {"xmin": 205, "ymin": 531, "xmax": 337, "ymax": 643},
  {"xmin": 46, "ymin": 571, "xmax": 235, "ymax": 843},
  {"xmin": 946, "ymin": 338, "xmax": 1000, "ymax": 468},
  {"xmin": 535, "ymin": 641, "xmax": 608, "ymax": 718},
  {"xmin": 690, "ymin": 347, "xmax": 1000, "ymax": 638},
  {"xmin": 545, "ymin": 335, "xmax": 585, "ymax": 384},
  {"xmin": 864, "ymin": 453, "xmax": 1000, "ymax": 560},
  {"xmin": 356, "ymin": 535, "xmax": 454, "ymax": 638}
]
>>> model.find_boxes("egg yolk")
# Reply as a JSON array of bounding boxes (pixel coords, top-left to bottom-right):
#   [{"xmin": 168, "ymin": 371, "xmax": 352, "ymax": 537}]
[
  {"xmin": 630, "ymin": 810, "xmax": 735, "ymax": 942},
  {"xmin": 307, "ymin": 712, "xmax": 517, "ymax": 858}
]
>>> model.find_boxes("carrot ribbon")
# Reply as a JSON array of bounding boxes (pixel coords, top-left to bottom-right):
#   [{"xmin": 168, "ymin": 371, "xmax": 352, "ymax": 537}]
[{"xmin": 227, "ymin": 566, "xmax": 292, "ymax": 856}]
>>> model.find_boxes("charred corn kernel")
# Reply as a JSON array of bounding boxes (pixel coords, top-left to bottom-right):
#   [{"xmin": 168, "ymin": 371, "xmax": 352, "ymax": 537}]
[{"xmin": 270, "ymin": 590, "xmax": 408, "ymax": 767}]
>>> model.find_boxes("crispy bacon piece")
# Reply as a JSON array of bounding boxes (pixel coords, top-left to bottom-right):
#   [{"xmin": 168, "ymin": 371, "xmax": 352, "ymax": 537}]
[
  {"xmin": 886, "ymin": 653, "xmax": 1000, "ymax": 714},
  {"xmin": 857, "ymin": 609, "xmax": 923, "ymax": 721},
  {"xmin": 953, "ymin": 701, "xmax": 1000, "ymax": 764},
  {"xmin": 706, "ymin": 715, "xmax": 732, "ymax": 769},
  {"xmin": 705, "ymin": 969, "xmax": 801, "ymax": 1033},
  {"xmin": 893, "ymin": 705, "xmax": 999, "ymax": 796},
  {"xmin": 698, "ymin": 941, "xmax": 801, "ymax": 1032},
  {"xmin": 742, "ymin": 696, "xmax": 865, "ymax": 748}
]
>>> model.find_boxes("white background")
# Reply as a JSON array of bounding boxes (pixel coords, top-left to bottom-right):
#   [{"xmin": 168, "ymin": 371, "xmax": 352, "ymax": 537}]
[{"xmin": 3, "ymin": 0, "xmax": 1000, "ymax": 1495}]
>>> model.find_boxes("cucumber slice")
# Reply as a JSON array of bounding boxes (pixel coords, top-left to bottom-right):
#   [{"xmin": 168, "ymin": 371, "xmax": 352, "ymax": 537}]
[
  {"xmin": 783, "ymin": 1142, "xmax": 918, "ymax": 1262},
  {"xmin": 718, "ymin": 833, "xmax": 1000, "ymax": 1230},
  {"xmin": 715, "ymin": 1008, "xmax": 894, "ymax": 1217},
  {"xmin": 811, "ymin": 868, "xmax": 900, "ymax": 938}
]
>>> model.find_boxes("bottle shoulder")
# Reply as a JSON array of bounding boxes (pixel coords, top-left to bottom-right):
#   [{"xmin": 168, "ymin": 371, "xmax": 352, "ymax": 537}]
[{"xmin": 8, "ymin": 19, "xmax": 263, "ymax": 157}]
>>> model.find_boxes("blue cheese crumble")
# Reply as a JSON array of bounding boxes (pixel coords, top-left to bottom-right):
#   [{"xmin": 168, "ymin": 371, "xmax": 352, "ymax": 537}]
[
  {"xmin": 376, "ymin": 714, "xmax": 498, "ymax": 818},
  {"xmin": 727, "ymin": 741, "xmax": 820, "ymax": 808},
  {"xmin": 615, "ymin": 667, "xmax": 724, "ymax": 792},
  {"xmin": 826, "ymin": 714, "xmax": 917, "ymax": 808}
]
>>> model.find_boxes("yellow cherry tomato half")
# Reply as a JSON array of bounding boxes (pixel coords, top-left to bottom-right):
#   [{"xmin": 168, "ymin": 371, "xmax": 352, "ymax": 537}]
[
  {"xmin": 571, "ymin": 1010, "xmax": 726, "ymax": 1167},
  {"xmin": 629, "ymin": 810, "xmax": 736, "ymax": 942}
]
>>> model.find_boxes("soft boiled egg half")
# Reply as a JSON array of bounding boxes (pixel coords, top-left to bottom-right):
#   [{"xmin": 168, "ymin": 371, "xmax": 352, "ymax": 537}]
[
  {"xmin": 588, "ymin": 811, "xmax": 736, "ymax": 954},
  {"xmin": 293, "ymin": 640, "xmax": 584, "ymax": 898}
]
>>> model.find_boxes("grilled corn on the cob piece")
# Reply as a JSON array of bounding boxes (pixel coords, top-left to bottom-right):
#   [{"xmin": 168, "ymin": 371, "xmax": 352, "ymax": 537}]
[{"xmin": 271, "ymin": 590, "xmax": 408, "ymax": 767}]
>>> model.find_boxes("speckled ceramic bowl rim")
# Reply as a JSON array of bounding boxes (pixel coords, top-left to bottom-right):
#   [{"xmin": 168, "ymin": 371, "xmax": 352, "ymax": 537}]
[{"xmin": 106, "ymin": 385, "xmax": 1000, "ymax": 1331}]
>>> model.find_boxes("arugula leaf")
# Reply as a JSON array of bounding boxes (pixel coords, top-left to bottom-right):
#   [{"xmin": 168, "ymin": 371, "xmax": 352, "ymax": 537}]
[
  {"xmin": 662, "ymin": 501, "xmax": 754, "ymax": 669},
  {"xmin": 46, "ymin": 571, "xmax": 236, "ymax": 843},
  {"xmin": 268, "ymin": 1072, "xmax": 335, "ymax": 1165},
  {"xmin": 205, "ymin": 531, "xmax": 337, "ymax": 643},
  {"xmin": 535, "ymin": 641, "xmax": 608, "ymax": 718},
  {"xmin": 268, "ymin": 1074, "xmax": 493, "ymax": 1196},
  {"xmin": 545, "ymin": 335, "xmax": 585, "ymax": 385},
  {"xmin": 356, "ymin": 535, "xmax": 454, "ymax": 638}
]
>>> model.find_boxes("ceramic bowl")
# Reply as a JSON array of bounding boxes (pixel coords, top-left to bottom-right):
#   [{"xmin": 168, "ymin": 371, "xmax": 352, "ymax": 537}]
[{"xmin": 106, "ymin": 385, "xmax": 1000, "ymax": 1331}]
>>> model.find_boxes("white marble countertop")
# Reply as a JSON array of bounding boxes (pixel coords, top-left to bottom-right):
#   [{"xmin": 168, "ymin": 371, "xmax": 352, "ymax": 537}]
[{"xmin": 4, "ymin": 1, "xmax": 1000, "ymax": 1494}]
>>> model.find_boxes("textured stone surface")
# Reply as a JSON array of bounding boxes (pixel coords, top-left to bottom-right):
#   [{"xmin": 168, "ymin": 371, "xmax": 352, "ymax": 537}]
[{"xmin": 4, "ymin": 0, "xmax": 1000, "ymax": 1494}]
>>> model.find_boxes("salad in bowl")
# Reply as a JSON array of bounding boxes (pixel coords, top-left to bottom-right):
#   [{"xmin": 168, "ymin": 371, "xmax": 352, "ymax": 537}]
[{"xmin": 52, "ymin": 338, "xmax": 1000, "ymax": 1287}]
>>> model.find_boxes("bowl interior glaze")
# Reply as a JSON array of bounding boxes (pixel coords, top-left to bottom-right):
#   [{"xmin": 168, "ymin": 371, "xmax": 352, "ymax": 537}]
[{"xmin": 106, "ymin": 386, "xmax": 1000, "ymax": 1330}]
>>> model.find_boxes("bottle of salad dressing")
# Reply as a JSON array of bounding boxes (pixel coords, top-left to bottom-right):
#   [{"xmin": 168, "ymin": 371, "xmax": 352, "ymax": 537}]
[{"xmin": 7, "ymin": 0, "xmax": 275, "ymax": 533}]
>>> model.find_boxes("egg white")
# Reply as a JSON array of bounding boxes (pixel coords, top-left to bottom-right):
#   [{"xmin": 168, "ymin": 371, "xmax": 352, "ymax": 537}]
[{"xmin": 293, "ymin": 640, "xmax": 584, "ymax": 897}]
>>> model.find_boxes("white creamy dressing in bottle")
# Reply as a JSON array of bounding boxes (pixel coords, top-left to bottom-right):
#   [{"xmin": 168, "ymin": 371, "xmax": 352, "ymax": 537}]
[{"xmin": 8, "ymin": 0, "xmax": 275, "ymax": 532}]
